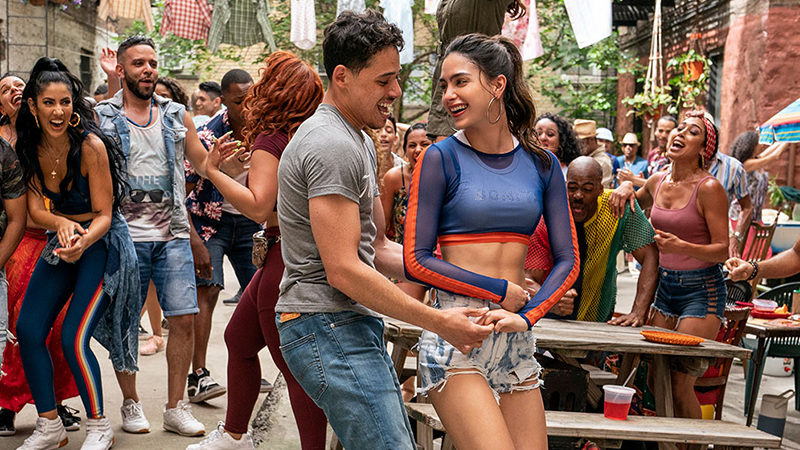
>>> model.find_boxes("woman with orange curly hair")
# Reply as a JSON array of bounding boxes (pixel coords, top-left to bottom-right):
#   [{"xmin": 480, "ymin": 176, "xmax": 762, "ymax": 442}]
[{"xmin": 189, "ymin": 51, "xmax": 326, "ymax": 450}]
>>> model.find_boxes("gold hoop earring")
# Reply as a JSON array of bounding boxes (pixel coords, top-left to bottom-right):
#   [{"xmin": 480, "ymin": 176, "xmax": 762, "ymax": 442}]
[
  {"xmin": 34, "ymin": 115, "xmax": 40, "ymax": 129},
  {"xmin": 69, "ymin": 112, "xmax": 81, "ymax": 128},
  {"xmin": 486, "ymin": 97, "xmax": 502, "ymax": 124}
]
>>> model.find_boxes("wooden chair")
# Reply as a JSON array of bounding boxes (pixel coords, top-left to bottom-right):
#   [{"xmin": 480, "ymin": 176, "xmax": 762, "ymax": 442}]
[
  {"xmin": 694, "ymin": 306, "xmax": 752, "ymax": 420},
  {"xmin": 736, "ymin": 220, "xmax": 778, "ymax": 290}
]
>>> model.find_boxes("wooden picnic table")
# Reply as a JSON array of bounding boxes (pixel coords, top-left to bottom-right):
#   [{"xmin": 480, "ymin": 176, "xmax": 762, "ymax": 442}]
[
  {"xmin": 743, "ymin": 317, "xmax": 800, "ymax": 426},
  {"xmin": 384, "ymin": 317, "xmax": 752, "ymax": 450}
]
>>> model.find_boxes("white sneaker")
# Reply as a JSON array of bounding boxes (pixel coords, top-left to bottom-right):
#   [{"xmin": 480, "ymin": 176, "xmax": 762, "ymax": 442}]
[
  {"xmin": 16, "ymin": 416, "xmax": 67, "ymax": 450},
  {"xmin": 163, "ymin": 401, "xmax": 205, "ymax": 437},
  {"xmin": 120, "ymin": 399, "xmax": 150, "ymax": 434},
  {"xmin": 80, "ymin": 417, "xmax": 114, "ymax": 450},
  {"xmin": 186, "ymin": 422, "xmax": 255, "ymax": 450}
]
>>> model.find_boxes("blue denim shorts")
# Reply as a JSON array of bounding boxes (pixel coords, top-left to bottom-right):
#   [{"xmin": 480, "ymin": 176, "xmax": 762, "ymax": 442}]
[
  {"xmin": 653, "ymin": 264, "xmax": 726, "ymax": 321},
  {"xmin": 417, "ymin": 289, "xmax": 543, "ymax": 399},
  {"xmin": 193, "ymin": 212, "xmax": 261, "ymax": 289},
  {"xmin": 134, "ymin": 239, "xmax": 199, "ymax": 317}
]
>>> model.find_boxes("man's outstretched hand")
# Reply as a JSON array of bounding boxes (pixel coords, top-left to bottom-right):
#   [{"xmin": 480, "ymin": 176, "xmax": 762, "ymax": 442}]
[{"xmin": 434, "ymin": 307, "xmax": 493, "ymax": 354}]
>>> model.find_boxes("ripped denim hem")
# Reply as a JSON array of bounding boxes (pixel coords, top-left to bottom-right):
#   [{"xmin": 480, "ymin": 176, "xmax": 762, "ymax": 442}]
[
  {"xmin": 417, "ymin": 367, "xmax": 543, "ymax": 404},
  {"xmin": 652, "ymin": 304, "xmax": 724, "ymax": 325}
]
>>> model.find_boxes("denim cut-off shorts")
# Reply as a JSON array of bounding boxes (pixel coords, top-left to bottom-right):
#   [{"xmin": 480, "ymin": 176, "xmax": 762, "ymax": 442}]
[
  {"xmin": 417, "ymin": 289, "xmax": 542, "ymax": 400},
  {"xmin": 653, "ymin": 264, "xmax": 726, "ymax": 322}
]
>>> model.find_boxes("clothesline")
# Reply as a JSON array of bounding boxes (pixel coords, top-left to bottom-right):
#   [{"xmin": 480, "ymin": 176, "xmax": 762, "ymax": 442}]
[{"xmin": 96, "ymin": 0, "xmax": 611, "ymax": 61}]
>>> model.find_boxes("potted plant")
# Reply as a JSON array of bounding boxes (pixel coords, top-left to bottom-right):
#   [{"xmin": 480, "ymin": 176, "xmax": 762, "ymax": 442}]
[
  {"xmin": 667, "ymin": 51, "xmax": 709, "ymax": 112},
  {"xmin": 622, "ymin": 85, "xmax": 674, "ymax": 124}
]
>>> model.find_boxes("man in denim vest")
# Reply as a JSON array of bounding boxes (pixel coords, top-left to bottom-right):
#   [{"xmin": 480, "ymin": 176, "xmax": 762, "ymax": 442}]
[{"xmin": 95, "ymin": 36, "xmax": 210, "ymax": 438}]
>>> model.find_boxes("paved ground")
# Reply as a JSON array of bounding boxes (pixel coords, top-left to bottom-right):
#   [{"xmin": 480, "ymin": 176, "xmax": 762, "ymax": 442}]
[{"xmin": 4, "ymin": 265, "xmax": 799, "ymax": 449}]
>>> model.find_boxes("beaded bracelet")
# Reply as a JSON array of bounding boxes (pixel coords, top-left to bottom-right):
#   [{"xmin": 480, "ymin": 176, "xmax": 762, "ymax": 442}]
[{"xmin": 746, "ymin": 260, "xmax": 759, "ymax": 281}]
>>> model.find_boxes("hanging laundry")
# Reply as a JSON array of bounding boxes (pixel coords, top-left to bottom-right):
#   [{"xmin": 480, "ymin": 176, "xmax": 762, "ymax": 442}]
[
  {"xmin": 207, "ymin": 0, "xmax": 277, "ymax": 52},
  {"xmin": 161, "ymin": 0, "xmax": 214, "ymax": 42},
  {"xmin": 521, "ymin": 0, "xmax": 543, "ymax": 60},
  {"xmin": 563, "ymin": 0, "xmax": 612, "ymax": 48},
  {"xmin": 380, "ymin": 0, "xmax": 414, "ymax": 65},
  {"xmin": 98, "ymin": 0, "xmax": 154, "ymax": 31},
  {"xmin": 291, "ymin": 0, "xmax": 316, "ymax": 50},
  {"xmin": 424, "ymin": 0, "xmax": 440, "ymax": 15},
  {"xmin": 337, "ymin": 0, "xmax": 365, "ymax": 17},
  {"xmin": 501, "ymin": 0, "xmax": 529, "ymax": 47}
]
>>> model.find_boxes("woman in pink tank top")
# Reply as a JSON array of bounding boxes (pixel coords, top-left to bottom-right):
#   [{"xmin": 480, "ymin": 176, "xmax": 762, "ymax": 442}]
[{"xmin": 612, "ymin": 111, "xmax": 729, "ymax": 424}]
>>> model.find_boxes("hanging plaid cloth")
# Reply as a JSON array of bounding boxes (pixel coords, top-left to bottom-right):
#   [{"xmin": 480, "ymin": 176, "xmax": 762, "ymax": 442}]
[
  {"xmin": 98, "ymin": 0, "xmax": 154, "ymax": 31},
  {"xmin": 161, "ymin": 0, "xmax": 214, "ymax": 42},
  {"xmin": 207, "ymin": 0, "xmax": 277, "ymax": 52}
]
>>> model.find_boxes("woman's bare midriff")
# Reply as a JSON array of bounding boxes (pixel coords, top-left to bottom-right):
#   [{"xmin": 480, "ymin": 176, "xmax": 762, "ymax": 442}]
[{"xmin": 440, "ymin": 241, "xmax": 527, "ymax": 288}]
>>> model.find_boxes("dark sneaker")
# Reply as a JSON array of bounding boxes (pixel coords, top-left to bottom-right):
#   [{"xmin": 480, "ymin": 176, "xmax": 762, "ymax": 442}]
[
  {"xmin": 57, "ymin": 404, "xmax": 81, "ymax": 432},
  {"xmin": 188, "ymin": 368, "xmax": 226, "ymax": 403},
  {"xmin": 260, "ymin": 378, "xmax": 273, "ymax": 394},
  {"xmin": 0, "ymin": 407, "xmax": 15, "ymax": 436},
  {"xmin": 222, "ymin": 289, "xmax": 243, "ymax": 305},
  {"xmin": 138, "ymin": 324, "xmax": 150, "ymax": 341}
]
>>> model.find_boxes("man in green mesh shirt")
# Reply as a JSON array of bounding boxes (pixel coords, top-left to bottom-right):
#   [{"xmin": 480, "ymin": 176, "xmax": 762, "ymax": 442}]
[{"xmin": 526, "ymin": 157, "xmax": 659, "ymax": 326}]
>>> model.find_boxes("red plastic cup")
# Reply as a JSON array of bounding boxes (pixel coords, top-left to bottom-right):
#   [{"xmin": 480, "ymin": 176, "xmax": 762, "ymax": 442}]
[{"xmin": 603, "ymin": 385, "xmax": 635, "ymax": 420}]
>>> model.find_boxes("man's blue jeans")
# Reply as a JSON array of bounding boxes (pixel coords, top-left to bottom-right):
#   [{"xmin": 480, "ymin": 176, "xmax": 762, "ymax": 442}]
[{"xmin": 277, "ymin": 311, "xmax": 415, "ymax": 450}]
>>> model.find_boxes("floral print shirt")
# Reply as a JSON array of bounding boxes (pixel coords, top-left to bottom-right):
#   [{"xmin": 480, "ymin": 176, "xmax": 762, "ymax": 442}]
[{"xmin": 185, "ymin": 110, "xmax": 228, "ymax": 241}]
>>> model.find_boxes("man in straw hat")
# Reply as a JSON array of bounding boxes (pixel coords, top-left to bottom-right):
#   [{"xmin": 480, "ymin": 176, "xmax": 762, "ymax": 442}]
[
  {"xmin": 574, "ymin": 119, "xmax": 613, "ymax": 188},
  {"xmin": 616, "ymin": 133, "xmax": 649, "ymax": 189}
]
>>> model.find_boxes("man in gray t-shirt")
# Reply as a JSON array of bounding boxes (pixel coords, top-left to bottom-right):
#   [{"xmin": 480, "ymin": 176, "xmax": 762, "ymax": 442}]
[{"xmin": 274, "ymin": 11, "xmax": 492, "ymax": 450}]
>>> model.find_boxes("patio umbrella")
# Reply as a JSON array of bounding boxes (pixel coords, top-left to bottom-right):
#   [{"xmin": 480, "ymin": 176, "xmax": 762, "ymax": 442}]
[{"xmin": 759, "ymin": 98, "xmax": 800, "ymax": 145}]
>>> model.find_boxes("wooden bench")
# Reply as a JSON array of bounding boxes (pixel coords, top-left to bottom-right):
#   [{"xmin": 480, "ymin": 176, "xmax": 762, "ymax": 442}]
[{"xmin": 405, "ymin": 403, "xmax": 781, "ymax": 450}]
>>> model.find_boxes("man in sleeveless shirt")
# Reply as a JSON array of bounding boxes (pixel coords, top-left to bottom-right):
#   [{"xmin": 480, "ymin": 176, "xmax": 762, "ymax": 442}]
[{"xmin": 95, "ymin": 36, "xmax": 211, "ymax": 438}]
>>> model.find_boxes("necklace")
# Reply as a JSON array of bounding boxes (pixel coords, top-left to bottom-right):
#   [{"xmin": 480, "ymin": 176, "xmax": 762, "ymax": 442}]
[
  {"xmin": 126, "ymin": 98, "xmax": 155, "ymax": 128},
  {"xmin": 41, "ymin": 143, "xmax": 64, "ymax": 179}
]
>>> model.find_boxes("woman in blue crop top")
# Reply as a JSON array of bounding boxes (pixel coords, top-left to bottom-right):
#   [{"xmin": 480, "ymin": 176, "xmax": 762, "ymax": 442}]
[
  {"xmin": 14, "ymin": 57, "xmax": 135, "ymax": 450},
  {"xmin": 404, "ymin": 34, "xmax": 579, "ymax": 450}
]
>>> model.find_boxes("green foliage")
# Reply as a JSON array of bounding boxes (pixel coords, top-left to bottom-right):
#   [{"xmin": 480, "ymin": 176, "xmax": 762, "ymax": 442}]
[
  {"xmin": 119, "ymin": 0, "xmax": 241, "ymax": 77},
  {"xmin": 621, "ymin": 85, "xmax": 673, "ymax": 120},
  {"xmin": 532, "ymin": 0, "xmax": 641, "ymax": 120}
]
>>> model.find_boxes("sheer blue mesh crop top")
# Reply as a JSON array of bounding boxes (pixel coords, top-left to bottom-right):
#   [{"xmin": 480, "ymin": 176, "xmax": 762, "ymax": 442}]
[{"xmin": 403, "ymin": 133, "xmax": 579, "ymax": 327}]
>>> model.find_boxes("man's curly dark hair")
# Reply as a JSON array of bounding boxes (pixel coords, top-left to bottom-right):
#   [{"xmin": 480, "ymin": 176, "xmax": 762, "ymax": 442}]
[
  {"xmin": 535, "ymin": 112, "xmax": 581, "ymax": 165},
  {"xmin": 322, "ymin": 9, "xmax": 404, "ymax": 78}
]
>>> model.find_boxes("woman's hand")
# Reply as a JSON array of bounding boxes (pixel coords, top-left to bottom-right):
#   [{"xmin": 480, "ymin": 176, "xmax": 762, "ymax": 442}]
[
  {"xmin": 54, "ymin": 234, "xmax": 87, "ymax": 263},
  {"xmin": 501, "ymin": 281, "xmax": 530, "ymax": 313},
  {"xmin": 653, "ymin": 230, "xmax": 685, "ymax": 254},
  {"xmin": 206, "ymin": 131, "xmax": 239, "ymax": 175},
  {"xmin": 54, "ymin": 216, "xmax": 87, "ymax": 248},
  {"xmin": 610, "ymin": 181, "xmax": 636, "ymax": 217},
  {"xmin": 476, "ymin": 309, "xmax": 528, "ymax": 333}
]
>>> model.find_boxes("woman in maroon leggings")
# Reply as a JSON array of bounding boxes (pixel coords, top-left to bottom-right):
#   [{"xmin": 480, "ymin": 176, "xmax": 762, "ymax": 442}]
[{"xmin": 190, "ymin": 51, "xmax": 326, "ymax": 449}]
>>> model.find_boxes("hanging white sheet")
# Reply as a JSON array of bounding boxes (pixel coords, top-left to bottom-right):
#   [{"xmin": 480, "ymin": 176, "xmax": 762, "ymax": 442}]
[
  {"xmin": 291, "ymin": 0, "xmax": 316, "ymax": 50},
  {"xmin": 563, "ymin": 0, "xmax": 612, "ymax": 48}
]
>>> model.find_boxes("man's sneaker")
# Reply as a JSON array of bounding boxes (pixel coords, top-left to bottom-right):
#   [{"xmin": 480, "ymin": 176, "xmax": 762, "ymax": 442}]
[
  {"xmin": 120, "ymin": 399, "xmax": 150, "ymax": 434},
  {"xmin": 80, "ymin": 417, "xmax": 113, "ymax": 450},
  {"xmin": 260, "ymin": 378, "xmax": 273, "ymax": 394},
  {"xmin": 0, "ymin": 407, "xmax": 16, "ymax": 436},
  {"xmin": 16, "ymin": 416, "xmax": 67, "ymax": 450},
  {"xmin": 57, "ymin": 405, "xmax": 81, "ymax": 432},
  {"xmin": 186, "ymin": 422, "xmax": 255, "ymax": 450},
  {"xmin": 163, "ymin": 401, "xmax": 205, "ymax": 437},
  {"xmin": 188, "ymin": 368, "xmax": 226, "ymax": 403},
  {"xmin": 222, "ymin": 289, "xmax": 243, "ymax": 306}
]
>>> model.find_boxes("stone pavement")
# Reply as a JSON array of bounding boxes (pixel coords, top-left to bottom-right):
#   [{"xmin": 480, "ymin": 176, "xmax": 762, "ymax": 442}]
[{"xmin": 4, "ymin": 266, "xmax": 800, "ymax": 449}]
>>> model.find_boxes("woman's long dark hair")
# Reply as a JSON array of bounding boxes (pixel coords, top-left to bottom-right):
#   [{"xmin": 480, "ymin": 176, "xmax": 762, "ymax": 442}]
[
  {"xmin": 16, "ymin": 57, "xmax": 127, "ymax": 209},
  {"xmin": 535, "ymin": 112, "xmax": 581, "ymax": 165},
  {"xmin": 444, "ymin": 33, "xmax": 551, "ymax": 169}
]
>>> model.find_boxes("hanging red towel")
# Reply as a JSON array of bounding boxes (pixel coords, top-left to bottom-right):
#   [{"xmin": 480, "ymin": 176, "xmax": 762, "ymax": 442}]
[{"xmin": 161, "ymin": 0, "xmax": 214, "ymax": 42}]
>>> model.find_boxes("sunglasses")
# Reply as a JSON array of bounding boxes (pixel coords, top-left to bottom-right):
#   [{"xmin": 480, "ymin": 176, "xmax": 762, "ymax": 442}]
[{"xmin": 130, "ymin": 189, "xmax": 165, "ymax": 203}]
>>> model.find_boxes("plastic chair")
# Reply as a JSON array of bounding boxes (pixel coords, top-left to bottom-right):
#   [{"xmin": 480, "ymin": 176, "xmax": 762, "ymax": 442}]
[
  {"xmin": 742, "ymin": 282, "xmax": 800, "ymax": 413},
  {"xmin": 695, "ymin": 306, "xmax": 752, "ymax": 420}
]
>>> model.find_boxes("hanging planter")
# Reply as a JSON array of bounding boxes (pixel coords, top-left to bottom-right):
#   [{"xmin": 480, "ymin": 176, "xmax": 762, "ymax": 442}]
[
  {"xmin": 27, "ymin": 0, "xmax": 46, "ymax": 5},
  {"xmin": 668, "ymin": 50, "xmax": 710, "ymax": 111},
  {"xmin": 622, "ymin": 86, "xmax": 674, "ymax": 126}
]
